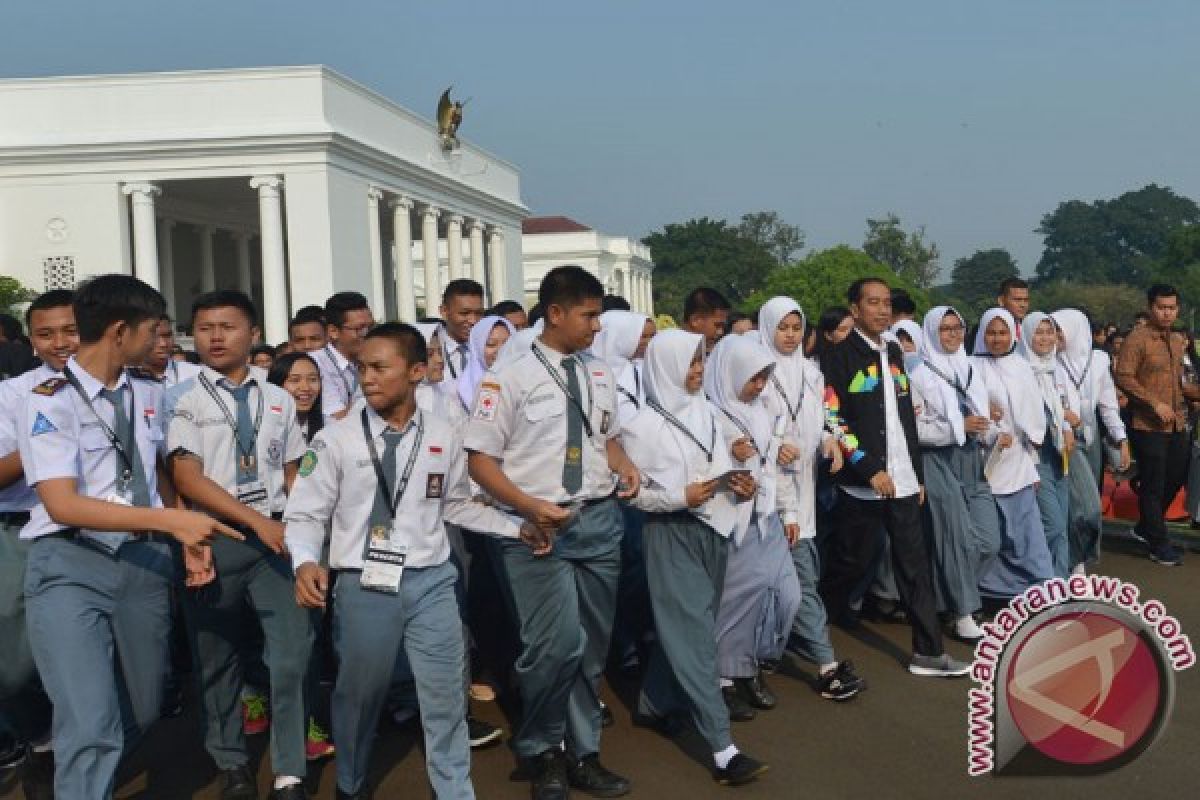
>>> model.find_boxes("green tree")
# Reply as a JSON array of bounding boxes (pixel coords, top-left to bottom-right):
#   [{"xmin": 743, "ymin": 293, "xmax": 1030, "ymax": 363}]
[
  {"xmin": 745, "ymin": 245, "xmax": 928, "ymax": 319},
  {"xmin": 643, "ymin": 217, "xmax": 776, "ymax": 319},
  {"xmin": 949, "ymin": 248, "xmax": 1019, "ymax": 315},
  {"xmin": 1035, "ymin": 184, "xmax": 1200, "ymax": 286},
  {"xmin": 0, "ymin": 276, "xmax": 36, "ymax": 319},
  {"xmin": 1032, "ymin": 282, "xmax": 1145, "ymax": 328},
  {"xmin": 863, "ymin": 213, "xmax": 941, "ymax": 289},
  {"xmin": 737, "ymin": 211, "xmax": 805, "ymax": 266}
]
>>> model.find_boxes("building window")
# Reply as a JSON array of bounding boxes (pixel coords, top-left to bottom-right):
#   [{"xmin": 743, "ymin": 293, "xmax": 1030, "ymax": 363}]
[{"xmin": 43, "ymin": 255, "xmax": 76, "ymax": 290}]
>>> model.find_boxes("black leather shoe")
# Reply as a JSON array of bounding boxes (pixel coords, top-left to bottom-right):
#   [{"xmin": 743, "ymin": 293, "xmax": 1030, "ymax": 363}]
[
  {"xmin": 220, "ymin": 766, "xmax": 257, "ymax": 800},
  {"xmin": 567, "ymin": 754, "xmax": 631, "ymax": 797},
  {"xmin": 713, "ymin": 753, "xmax": 769, "ymax": 786},
  {"xmin": 600, "ymin": 703, "xmax": 614, "ymax": 728},
  {"xmin": 735, "ymin": 672, "xmax": 776, "ymax": 710},
  {"xmin": 20, "ymin": 749, "xmax": 54, "ymax": 800},
  {"xmin": 632, "ymin": 710, "xmax": 685, "ymax": 738},
  {"xmin": 530, "ymin": 749, "xmax": 568, "ymax": 800},
  {"xmin": 722, "ymin": 685, "xmax": 756, "ymax": 722},
  {"xmin": 269, "ymin": 784, "xmax": 309, "ymax": 799}
]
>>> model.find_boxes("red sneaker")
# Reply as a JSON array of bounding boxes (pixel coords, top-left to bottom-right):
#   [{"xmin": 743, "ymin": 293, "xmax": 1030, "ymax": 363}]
[
  {"xmin": 242, "ymin": 693, "xmax": 269, "ymax": 736},
  {"xmin": 305, "ymin": 718, "xmax": 335, "ymax": 762}
]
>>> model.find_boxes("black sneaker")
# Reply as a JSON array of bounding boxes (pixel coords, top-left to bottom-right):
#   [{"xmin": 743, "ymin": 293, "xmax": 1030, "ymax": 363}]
[
  {"xmin": 734, "ymin": 672, "xmax": 776, "ymax": 710},
  {"xmin": 758, "ymin": 658, "xmax": 781, "ymax": 674},
  {"xmin": 0, "ymin": 735, "xmax": 27, "ymax": 771},
  {"xmin": 467, "ymin": 715, "xmax": 503, "ymax": 748},
  {"xmin": 713, "ymin": 753, "xmax": 769, "ymax": 786},
  {"xmin": 219, "ymin": 766, "xmax": 257, "ymax": 800},
  {"xmin": 20, "ymin": 749, "xmax": 54, "ymax": 800},
  {"xmin": 600, "ymin": 702, "xmax": 614, "ymax": 728},
  {"xmin": 722, "ymin": 685, "xmax": 756, "ymax": 722},
  {"xmin": 567, "ymin": 754, "xmax": 631, "ymax": 797},
  {"xmin": 1149, "ymin": 542, "xmax": 1184, "ymax": 566},
  {"xmin": 530, "ymin": 749, "xmax": 568, "ymax": 800},
  {"xmin": 268, "ymin": 784, "xmax": 309, "ymax": 800},
  {"xmin": 817, "ymin": 661, "xmax": 866, "ymax": 701},
  {"xmin": 632, "ymin": 710, "xmax": 685, "ymax": 738}
]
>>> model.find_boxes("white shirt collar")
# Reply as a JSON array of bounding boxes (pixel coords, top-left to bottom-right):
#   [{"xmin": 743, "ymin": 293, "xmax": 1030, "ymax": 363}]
[{"xmin": 66, "ymin": 355, "xmax": 129, "ymax": 400}]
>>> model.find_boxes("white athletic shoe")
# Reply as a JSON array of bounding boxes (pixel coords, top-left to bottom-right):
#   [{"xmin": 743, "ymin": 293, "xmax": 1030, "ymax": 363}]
[
  {"xmin": 908, "ymin": 653, "xmax": 971, "ymax": 678},
  {"xmin": 954, "ymin": 615, "xmax": 985, "ymax": 642}
]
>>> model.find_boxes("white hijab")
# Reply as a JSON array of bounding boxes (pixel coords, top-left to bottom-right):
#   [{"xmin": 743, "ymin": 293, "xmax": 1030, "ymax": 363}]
[
  {"xmin": 1051, "ymin": 308, "xmax": 1105, "ymax": 438},
  {"xmin": 973, "ymin": 308, "xmax": 1046, "ymax": 447},
  {"xmin": 757, "ymin": 296, "xmax": 823, "ymax": 452},
  {"xmin": 889, "ymin": 319, "xmax": 924, "ymax": 372},
  {"xmin": 414, "ymin": 322, "xmax": 459, "ymax": 421},
  {"xmin": 704, "ymin": 334, "xmax": 777, "ymax": 458},
  {"xmin": 493, "ymin": 320, "xmax": 543, "ymax": 373},
  {"xmin": 458, "ymin": 315, "xmax": 515, "ymax": 409},
  {"xmin": 594, "ymin": 309, "xmax": 649, "ymax": 404},
  {"xmin": 914, "ymin": 307, "xmax": 971, "ymax": 445},
  {"xmin": 1019, "ymin": 311, "xmax": 1066, "ymax": 451}
]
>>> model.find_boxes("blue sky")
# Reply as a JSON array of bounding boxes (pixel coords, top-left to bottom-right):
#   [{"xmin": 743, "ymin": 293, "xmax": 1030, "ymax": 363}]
[{"xmin": 3, "ymin": 0, "xmax": 1198, "ymax": 280}]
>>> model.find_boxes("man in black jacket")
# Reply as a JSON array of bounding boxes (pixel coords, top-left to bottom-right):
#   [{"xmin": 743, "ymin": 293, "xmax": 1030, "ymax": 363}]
[{"xmin": 818, "ymin": 278, "xmax": 969, "ymax": 677}]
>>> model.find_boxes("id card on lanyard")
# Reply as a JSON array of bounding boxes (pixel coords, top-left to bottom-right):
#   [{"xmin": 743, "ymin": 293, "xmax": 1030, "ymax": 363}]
[{"xmin": 359, "ymin": 409, "xmax": 424, "ymax": 594}]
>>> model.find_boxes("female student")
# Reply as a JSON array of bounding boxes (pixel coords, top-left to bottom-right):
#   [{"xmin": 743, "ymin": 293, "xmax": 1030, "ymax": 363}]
[
  {"xmin": 971, "ymin": 309, "xmax": 1055, "ymax": 597},
  {"xmin": 621, "ymin": 329, "xmax": 767, "ymax": 786},
  {"xmin": 414, "ymin": 323, "xmax": 467, "ymax": 430},
  {"xmin": 704, "ymin": 335, "xmax": 802, "ymax": 720},
  {"xmin": 1018, "ymin": 312, "xmax": 1074, "ymax": 579},
  {"xmin": 756, "ymin": 297, "xmax": 863, "ymax": 700},
  {"xmin": 592, "ymin": 310, "xmax": 653, "ymax": 429},
  {"xmin": 267, "ymin": 352, "xmax": 325, "ymax": 444},
  {"xmin": 457, "ymin": 314, "xmax": 515, "ymax": 414}
]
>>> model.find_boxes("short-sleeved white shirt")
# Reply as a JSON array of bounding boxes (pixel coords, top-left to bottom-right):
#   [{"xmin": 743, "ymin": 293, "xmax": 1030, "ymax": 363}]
[
  {"xmin": 311, "ymin": 344, "xmax": 360, "ymax": 418},
  {"xmin": 0, "ymin": 365, "xmax": 58, "ymax": 512}
]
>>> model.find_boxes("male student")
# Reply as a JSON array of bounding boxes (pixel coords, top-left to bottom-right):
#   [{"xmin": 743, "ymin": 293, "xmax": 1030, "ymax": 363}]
[
  {"xmin": 166, "ymin": 290, "xmax": 313, "ymax": 800},
  {"xmin": 312, "ymin": 292, "xmax": 374, "ymax": 419},
  {"xmin": 466, "ymin": 265, "xmax": 642, "ymax": 800},
  {"xmin": 0, "ymin": 289, "xmax": 78, "ymax": 798},
  {"xmin": 681, "ymin": 287, "xmax": 732, "ymax": 354},
  {"xmin": 144, "ymin": 314, "xmax": 202, "ymax": 388},
  {"xmin": 286, "ymin": 322, "xmax": 526, "ymax": 800},
  {"xmin": 439, "ymin": 279, "xmax": 486, "ymax": 384},
  {"xmin": 288, "ymin": 306, "xmax": 328, "ymax": 354},
  {"xmin": 18, "ymin": 274, "xmax": 241, "ymax": 799}
]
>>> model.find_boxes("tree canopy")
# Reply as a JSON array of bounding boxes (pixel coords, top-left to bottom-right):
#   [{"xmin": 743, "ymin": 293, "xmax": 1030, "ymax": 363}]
[
  {"xmin": 948, "ymin": 248, "xmax": 1019, "ymax": 315},
  {"xmin": 863, "ymin": 213, "xmax": 941, "ymax": 289},
  {"xmin": 737, "ymin": 211, "xmax": 805, "ymax": 265}
]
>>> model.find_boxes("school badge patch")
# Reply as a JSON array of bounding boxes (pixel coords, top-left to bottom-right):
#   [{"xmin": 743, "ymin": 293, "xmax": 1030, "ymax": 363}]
[
  {"xmin": 31, "ymin": 412, "xmax": 58, "ymax": 436},
  {"xmin": 475, "ymin": 381, "xmax": 501, "ymax": 421},
  {"xmin": 298, "ymin": 449, "xmax": 318, "ymax": 477},
  {"xmin": 31, "ymin": 377, "xmax": 67, "ymax": 396}
]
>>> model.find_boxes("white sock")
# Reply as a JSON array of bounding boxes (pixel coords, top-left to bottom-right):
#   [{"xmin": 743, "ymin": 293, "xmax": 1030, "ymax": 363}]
[
  {"xmin": 1071, "ymin": 563, "xmax": 1086, "ymax": 576},
  {"xmin": 714, "ymin": 745, "xmax": 739, "ymax": 769},
  {"xmin": 273, "ymin": 776, "xmax": 301, "ymax": 789},
  {"xmin": 31, "ymin": 738, "xmax": 53, "ymax": 753},
  {"xmin": 719, "ymin": 678, "xmax": 733, "ymax": 688},
  {"xmin": 819, "ymin": 661, "xmax": 839, "ymax": 676}
]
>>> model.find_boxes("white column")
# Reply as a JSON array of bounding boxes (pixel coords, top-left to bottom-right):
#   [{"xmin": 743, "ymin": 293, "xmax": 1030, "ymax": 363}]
[
  {"xmin": 234, "ymin": 232, "xmax": 253, "ymax": 295},
  {"xmin": 468, "ymin": 220, "xmax": 487, "ymax": 296},
  {"xmin": 199, "ymin": 225, "xmax": 216, "ymax": 293},
  {"xmin": 421, "ymin": 205, "xmax": 441, "ymax": 314},
  {"xmin": 123, "ymin": 183, "xmax": 161, "ymax": 288},
  {"xmin": 251, "ymin": 175, "xmax": 289, "ymax": 345},
  {"xmin": 157, "ymin": 218, "xmax": 176, "ymax": 318},
  {"xmin": 644, "ymin": 272, "xmax": 654, "ymax": 316},
  {"xmin": 446, "ymin": 214, "xmax": 465, "ymax": 282},
  {"xmin": 488, "ymin": 226, "xmax": 507, "ymax": 302},
  {"xmin": 391, "ymin": 197, "xmax": 416, "ymax": 322},
  {"xmin": 633, "ymin": 271, "xmax": 643, "ymax": 312},
  {"xmin": 366, "ymin": 187, "xmax": 386, "ymax": 318}
]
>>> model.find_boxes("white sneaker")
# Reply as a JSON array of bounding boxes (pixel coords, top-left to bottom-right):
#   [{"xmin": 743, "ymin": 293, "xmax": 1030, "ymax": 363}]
[
  {"xmin": 954, "ymin": 615, "xmax": 985, "ymax": 642},
  {"xmin": 908, "ymin": 653, "xmax": 971, "ymax": 678}
]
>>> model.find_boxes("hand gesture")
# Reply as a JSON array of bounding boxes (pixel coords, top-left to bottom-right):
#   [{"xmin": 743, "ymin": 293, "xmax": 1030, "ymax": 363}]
[
  {"xmin": 160, "ymin": 509, "xmax": 244, "ymax": 548},
  {"xmin": 777, "ymin": 443, "xmax": 800, "ymax": 467},
  {"xmin": 728, "ymin": 472, "xmax": 756, "ymax": 500},
  {"xmin": 869, "ymin": 471, "xmax": 896, "ymax": 499},
  {"xmin": 685, "ymin": 478, "xmax": 719, "ymax": 508},
  {"xmin": 731, "ymin": 437, "xmax": 756, "ymax": 463},
  {"xmin": 518, "ymin": 521, "xmax": 555, "ymax": 556},
  {"xmin": 295, "ymin": 562, "xmax": 329, "ymax": 609},
  {"xmin": 254, "ymin": 516, "xmax": 287, "ymax": 555}
]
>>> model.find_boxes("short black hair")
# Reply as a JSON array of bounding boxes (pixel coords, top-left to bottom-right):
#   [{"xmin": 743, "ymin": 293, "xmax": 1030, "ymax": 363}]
[
  {"xmin": 442, "ymin": 279, "xmax": 484, "ymax": 307},
  {"xmin": 890, "ymin": 289, "xmax": 917, "ymax": 316},
  {"xmin": 817, "ymin": 306, "xmax": 851, "ymax": 334},
  {"xmin": 290, "ymin": 305, "xmax": 326, "ymax": 329},
  {"xmin": 0, "ymin": 314, "xmax": 24, "ymax": 343},
  {"xmin": 490, "ymin": 300, "xmax": 525, "ymax": 317},
  {"xmin": 73, "ymin": 274, "xmax": 165, "ymax": 344},
  {"xmin": 528, "ymin": 303, "xmax": 545, "ymax": 326},
  {"xmin": 602, "ymin": 294, "xmax": 631, "ymax": 312},
  {"xmin": 725, "ymin": 311, "xmax": 753, "ymax": 334},
  {"xmin": 538, "ymin": 265, "xmax": 604, "ymax": 311},
  {"xmin": 250, "ymin": 344, "xmax": 275, "ymax": 361},
  {"xmin": 192, "ymin": 289, "xmax": 258, "ymax": 326},
  {"xmin": 25, "ymin": 288, "xmax": 75, "ymax": 328},
  {"xmin": 324, "ymin": 291, "xmax": 370, "ymax": 328},
  {"xmin": 1147, "ymin": 283, "xmax": 1178, "ymax": 304},
  {"xmin": 682, "ymin": 288, "xmax": 731, "ymax": 322},
  {"xmin": 998, "ymin": 276, "xmax": 1029, "ymax": 295},
  {"xmin": 847, "ymin": 277, "xmax": 889, "ymax": 305},
  {"xmin": 364, "ymin": 322, "xmax": 427, "ymax": 366}
]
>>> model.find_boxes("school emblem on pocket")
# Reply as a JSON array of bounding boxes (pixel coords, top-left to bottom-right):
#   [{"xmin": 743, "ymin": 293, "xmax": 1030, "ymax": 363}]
[{"xmin": 299, "ymin": 449, "xmax": 318, "ymax": 477}]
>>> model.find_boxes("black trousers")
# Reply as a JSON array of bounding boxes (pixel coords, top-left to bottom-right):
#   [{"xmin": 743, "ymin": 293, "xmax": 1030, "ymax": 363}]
[
  {"xmin": 819, "ymin": 492, "xmax": 944, "ymax": 658},
  {"xmin": 1129, "ymin": 428, "xmax": 1190, "ymax": 548}
]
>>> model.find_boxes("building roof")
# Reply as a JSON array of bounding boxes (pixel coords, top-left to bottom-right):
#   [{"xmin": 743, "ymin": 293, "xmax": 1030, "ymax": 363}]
[{"xmin": 522, "ymin": 216, "xmax": 592, "ymax": 235}]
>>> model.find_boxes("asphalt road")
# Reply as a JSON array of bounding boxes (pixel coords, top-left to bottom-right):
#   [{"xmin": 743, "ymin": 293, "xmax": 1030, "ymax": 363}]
[{"xmin": 3, "ymin": 532, "xmax": 1197, "ymax": 799}]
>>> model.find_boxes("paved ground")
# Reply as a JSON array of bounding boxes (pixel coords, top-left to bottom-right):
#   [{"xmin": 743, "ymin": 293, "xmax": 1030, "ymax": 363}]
[{"xmin": 3, "ymin": 530, "xmax": 1197, "ymax": 799}]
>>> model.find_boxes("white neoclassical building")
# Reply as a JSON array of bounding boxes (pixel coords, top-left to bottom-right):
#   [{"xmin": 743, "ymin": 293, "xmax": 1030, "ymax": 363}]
[
  {"xmin": 0, "ymin": 66, "xmax": 528, "ymax": 343},
  {"xmin": 520, "ymin": 216, "xmax": 654, "ymax": 314}
]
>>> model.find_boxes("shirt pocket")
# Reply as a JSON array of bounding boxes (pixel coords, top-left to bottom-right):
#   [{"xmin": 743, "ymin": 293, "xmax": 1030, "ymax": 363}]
[{"xmin": 524, "ymin": 391, "xmax": 566, "ymax": 423}]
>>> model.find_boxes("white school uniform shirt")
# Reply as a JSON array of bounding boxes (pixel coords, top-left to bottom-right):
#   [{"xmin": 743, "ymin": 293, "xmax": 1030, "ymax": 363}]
[
  {"xmin": 841, "ymin": 330, "xmax": 920, "ymax": 501},
  {"xmin": 464, "ymin": 337, "xmax": 619, "ymax": 506},
  {"xmin": 910, "ymin": 369, "xmax": 960, "ymax": 448},
  {"xmin": 162, "ymin": 358, "xmax": 203, "ymax": 390},
  {"xmin": 311, "ymin": 344, "xmax": 360, "ymax": 419},
  {"xmin": 284, "ymin": 406, "xmax": 520, "ymax": 571},
  {"xmin": 17, "ymin": 357, "xmax": 166, "ymax": 540},
  {"xmin": 759, "ymin": 360, "xmax": 827, "ymax": 537},
  {"xmin": 165, "ymin": 366, "xmax": 306, "ymax": 514},
  {"xmin": 0, "ymin": 365, "xmax": 60, "ymax": 512},
  {"xmin": 975, "ymin": 363, "xmax": 1041, "ymax": 496}
]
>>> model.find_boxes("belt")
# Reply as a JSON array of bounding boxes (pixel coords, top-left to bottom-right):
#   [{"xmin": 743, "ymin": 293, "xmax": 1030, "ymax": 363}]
[
  {"xmin": 563, "ymin": 491, "xmax": 617, "ymax": 510},
  {"xmin": 45, "ymin": 528, "xmax": 173, "ymax": 547},
  {"xmin": 0, "ymin": 511, "xmax": 31, "ymax": 527}
]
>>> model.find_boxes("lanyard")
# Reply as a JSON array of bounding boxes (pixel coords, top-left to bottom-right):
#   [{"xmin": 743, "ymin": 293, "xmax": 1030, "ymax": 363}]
[
  {"xmin": 617, "ymin": 364, "xmax": 643, "ymax": 409},
  {"xmin": 1056, "ymin": 349, "xmax": 1093, "ymax": 392},
  {"xmin": 198, "ymin": 373, "xmax": 264, "ymax": 468},
  {"xmin": 646, "ymin": 398, "xmax": 715, "ymax": 463},
  {"xmin": 361, "ymin": 409, "xmax": 425, "ymax": 520},
  {"xmin": 770, "ymin": 373, "xmax": 806, "ymax": 423},
  {"xmin": 324, "ymin": 345, "xmax": 356, "ymax": 401},
  {"xmin": 63, "ymin": 365, "xmax": 137, "ymax": 484},
  {"xmin": 923, "ymin": 360, "xmax": 977, "ymax": 413},
  {"xmin": 531, "ymin": 344, "xmax": 595, "ymax": 438},
  {"xmin": 718, "ymin": 407, "xmax": 766, "ymax": 466}
]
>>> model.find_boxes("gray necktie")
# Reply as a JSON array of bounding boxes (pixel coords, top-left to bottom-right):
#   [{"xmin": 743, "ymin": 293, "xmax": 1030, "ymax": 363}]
[
  {"xmin": 562, "ymin": 357, "xmax": 584, "ymax": 494},
  {"xmin": 226, "ymin": 383, "xmax": 259, "ymax": 485},
  {"xmin": 369, "ymin": 429, "xmax": 408, "ymax": 532},
  {"xmin": 99, "ymin": 385, "xmax": 150, "ymax": 507}
]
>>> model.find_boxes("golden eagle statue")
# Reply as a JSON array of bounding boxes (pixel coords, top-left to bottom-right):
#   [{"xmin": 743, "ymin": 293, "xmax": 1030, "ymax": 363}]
[{"xmin": 437, "ymin": 87, "xmax": 465, "ymax": 151}]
